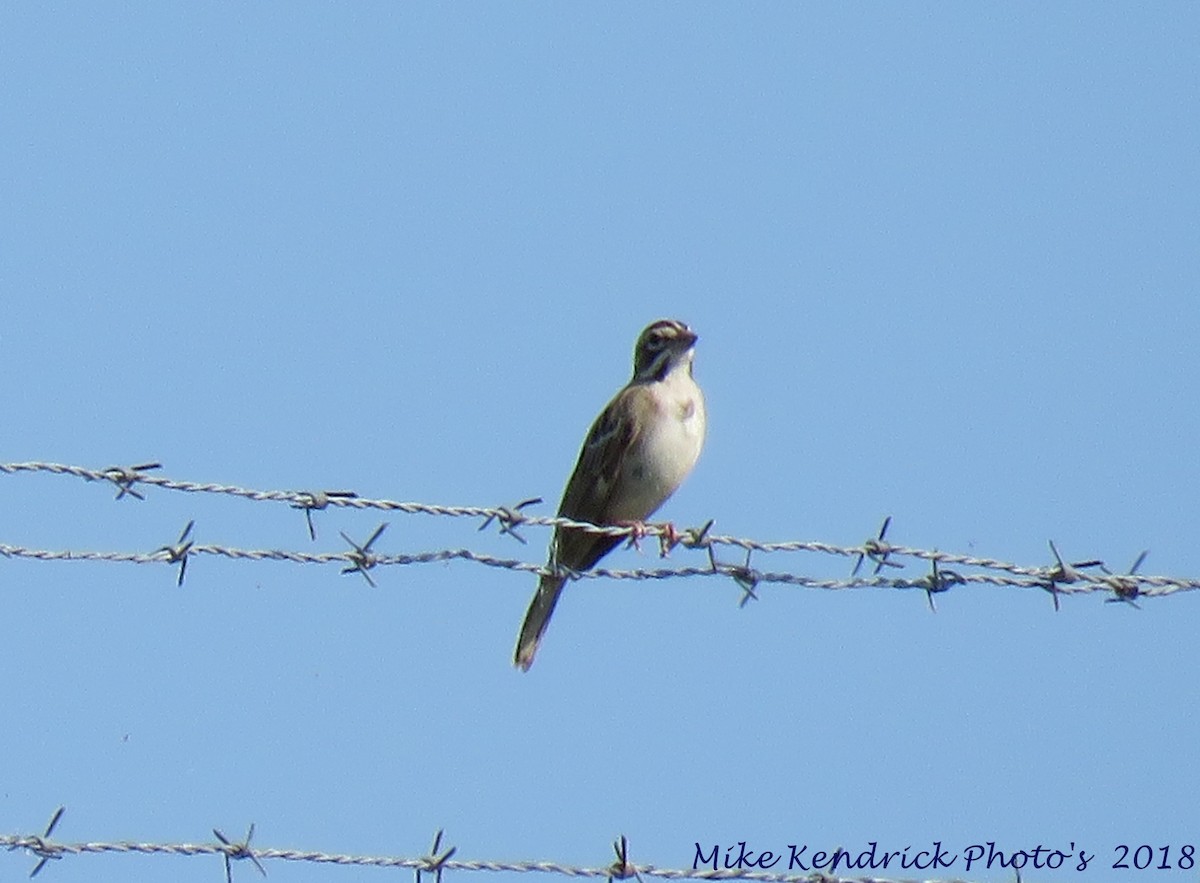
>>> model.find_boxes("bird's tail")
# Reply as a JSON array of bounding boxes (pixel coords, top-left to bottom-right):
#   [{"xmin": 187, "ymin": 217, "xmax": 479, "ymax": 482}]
[{"xmin": 514, "ymin": 573, "xmax": 566, "ymax": 671}]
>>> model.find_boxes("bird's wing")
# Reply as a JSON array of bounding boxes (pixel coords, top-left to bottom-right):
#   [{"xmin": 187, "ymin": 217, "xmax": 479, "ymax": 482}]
[{"xmin": 552, "ymin": 382, "xmax": 651, "ymax": 573}]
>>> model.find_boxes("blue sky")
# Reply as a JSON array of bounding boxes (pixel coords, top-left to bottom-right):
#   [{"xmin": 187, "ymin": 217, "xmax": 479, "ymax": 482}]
[{"xmin": 2, "ymin": 4, "xmax": 1198, "ymax": 883}]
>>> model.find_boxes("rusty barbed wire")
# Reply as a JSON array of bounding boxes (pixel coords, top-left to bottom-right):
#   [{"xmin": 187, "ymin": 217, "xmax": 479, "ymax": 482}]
[
  {"xmin": 1, "ymin": 461, "xmax": 1198, "ymax": 602},
  {"xmin": 0, "ymin": 811, "xmax": 1004, "ymax": 883}
]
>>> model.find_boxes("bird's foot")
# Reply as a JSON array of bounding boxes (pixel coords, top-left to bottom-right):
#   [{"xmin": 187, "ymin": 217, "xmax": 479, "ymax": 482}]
[
  {"xmin": 657, "ymin": 522, "xmax": 681, "ymax": 557},
  {"xmin": 617, "ymin": 520, "xmax": 650, "ymax": 552}
]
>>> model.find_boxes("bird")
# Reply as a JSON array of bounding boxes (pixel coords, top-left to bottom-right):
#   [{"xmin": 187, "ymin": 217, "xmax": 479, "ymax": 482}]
[{"xmin": 514, "ymin": 319, "xmax": 706, "ymax": 670}]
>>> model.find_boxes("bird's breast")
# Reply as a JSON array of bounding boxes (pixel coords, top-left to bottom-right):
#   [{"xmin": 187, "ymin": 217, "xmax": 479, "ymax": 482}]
[{"xmin": 611, "ymin": 380, "xmax": 706, "ymax": 522}]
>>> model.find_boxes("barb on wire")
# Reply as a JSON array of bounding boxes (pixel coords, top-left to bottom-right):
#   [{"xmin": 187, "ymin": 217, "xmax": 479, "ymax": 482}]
[
  {"xmin": 213, "ymin": 823, "xmax": 267, "ymax": 883},
  {"xmin": 339, "ymin": 523, "xmax": 389, "ymax": 587},
  {"xmin": 608, "ymin": 836, "xmax": 643, "ymax": 883},
  {"xmin": 1101, "ymin": 550, "xmax": 1150, "ymax": 609},
  {"xmin": 852, "ymin": 516, "xmax": 900, "ymax": 576},
  {"xmin": 292, "ymin": 490, "xmax": 359, "ymax": 540},
  {"xmin": 722, "ymin": 548, "xmax": 760, "ymax": 608},
  {"xmin": 1043, "ymin": 540, "xmax": 1104, "ymax": 611},
  {"xmin": 479, "ymin": 498, "xmax": 543, "ymax": 545},
  {"xmin": 100, "ymin": 462, "xmax": 162, "ymax": 501},
  {"xmin": 917, "ymin": 557, "xmax": 966, "ymax": 612},
  {"xmin": 672, "ymin": 519, "xmax": 714, "ymax": 556},
  {"xmin": 417, "ymin": 829, "xmax": 457, "ymax": 883},
  {"xmin": 15, "ymin": 805, "xmax": 66, "ymax": 878},
  {"xmin": 156, "ymin": 520, "xmax": 196, "ymax": 586}
]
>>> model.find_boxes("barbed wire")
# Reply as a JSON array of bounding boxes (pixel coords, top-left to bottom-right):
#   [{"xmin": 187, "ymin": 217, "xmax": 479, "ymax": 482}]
[
  {"xmin": 0, "ymin": 810, "xmax": 1000, "ymax": 883},
  {"xmin": 0, "ymin": 470, "xmax": 1182, "ymax": 883},
  {"xmin": 2, "ymin": 461, "xmax": 1198, "ymax": 606}
]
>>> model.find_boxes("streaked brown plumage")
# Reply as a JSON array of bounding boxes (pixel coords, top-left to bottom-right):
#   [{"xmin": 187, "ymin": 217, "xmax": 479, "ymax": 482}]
[{"xmin": 514, "ymin": 319, "xmax": 706, "ymax": 670}]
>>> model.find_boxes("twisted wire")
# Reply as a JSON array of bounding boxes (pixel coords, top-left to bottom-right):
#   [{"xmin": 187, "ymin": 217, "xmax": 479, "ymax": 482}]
[
  {"xmin": 2, "ymin": 461, "xmax": 1197, "ymax": 599},
  {"xmin": 0, "ymin": 462, "xmax": 1037, "ymax": 557},
  {"xmin": 2, "ymin": 539, "xmax": 1196, "ymax": 597},
  {"xmin": 0, "ymin": 831, "xmax": 985, "ymax": 883}
]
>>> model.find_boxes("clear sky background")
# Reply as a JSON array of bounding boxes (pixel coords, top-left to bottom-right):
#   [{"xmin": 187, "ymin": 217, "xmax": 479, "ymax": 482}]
[{"xmin": 2, "ymin": 5, "xmax": 1198, "ymax": 883}]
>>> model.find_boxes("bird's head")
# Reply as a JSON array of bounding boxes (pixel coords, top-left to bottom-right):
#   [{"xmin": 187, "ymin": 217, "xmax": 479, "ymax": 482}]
[{"xmin": 632, "ymin": 319, "xmax": 698, "ymax": 381}]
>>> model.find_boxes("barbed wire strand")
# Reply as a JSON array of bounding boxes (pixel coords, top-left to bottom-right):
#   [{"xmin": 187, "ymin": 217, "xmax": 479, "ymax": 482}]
[
  {"xmin": 0, "ymin": 816, "xmax": 1000, "ymax": 883},
  {"xmin": 2, "ymin": 462, "xmax": 1197, "ymax": 603},
  {"xmin": 2, "ymin": 539, "xmax": 1196, "ymax": 600},
  {"xmin": 0, "ymin": 470, "xmax": 1174, "ymax": 883}
]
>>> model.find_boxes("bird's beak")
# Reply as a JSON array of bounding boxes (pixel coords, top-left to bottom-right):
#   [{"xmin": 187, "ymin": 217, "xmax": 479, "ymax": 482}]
[{"xmin": 680, "ymin": 327, "xmax": 698, "ymax": 347}]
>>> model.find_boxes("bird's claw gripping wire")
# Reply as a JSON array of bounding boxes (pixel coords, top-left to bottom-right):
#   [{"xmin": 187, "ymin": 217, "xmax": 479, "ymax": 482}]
[
  {"xmin": 618, "ymin": 520, "xmax": 652, "ymax": 552},
  {"xmin": 654, "ymin": 521, "xmax": 689, "ymax": 557}
]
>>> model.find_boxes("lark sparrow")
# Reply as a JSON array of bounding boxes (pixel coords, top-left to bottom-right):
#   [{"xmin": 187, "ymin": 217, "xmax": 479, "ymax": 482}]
[{"xmin": 514, "ymin": 319, "xmax": 706, "ymax": 670}]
